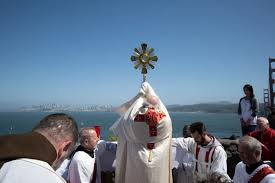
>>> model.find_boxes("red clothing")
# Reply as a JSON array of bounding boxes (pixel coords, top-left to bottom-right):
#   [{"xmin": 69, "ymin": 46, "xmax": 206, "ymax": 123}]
[
  {"xmin": 134, "ymin": 107, "xmax": 166, "ymax": 126},
  {"xmin": 249, "ymin": 166, "xmax": 275, "ymax": 183},
  {"xmin": 249, "ymin": 128, "xmax": 275, "ymax": 161}
]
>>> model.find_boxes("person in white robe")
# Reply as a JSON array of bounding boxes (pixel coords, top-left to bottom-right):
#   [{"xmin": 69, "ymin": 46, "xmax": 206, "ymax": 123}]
[
  {"xmin": 68, "ymin": 127, "xmax": 99, "ymax": 183},
  {"xmin": 172, "ymin": 125, "xmax": 194, "ymax": 183},
  {"xmin": 94, "ymin": 140, "xmax": 117, "ymax": 183},
  {"xmin": 56, "ymin": 158, "xmax": 71, "ymax": 180},
  {"xmin": 233, "ymin": 136, "xmax": 275, "ymax": 183},
  {"xmin": 0, "ymin": 113, "xmax": 78, "ymax": 183},
  {"xmin": 173, "ymin": 122, "xmax": 228, "ymax": 183},
  {"xmin": 56, "ymin": 138, "xmax": 117, "ymax": 183},
  {"xmin": 110, "ymin": 82, "xmax": 173, "ymax": 183},
  {"xmin": 0, "ymin": 158, "xmax": 67, "ymax": 183},
  {"xmin": 172, "ymin": 137, "xmax": 194, "ymax": 183}
]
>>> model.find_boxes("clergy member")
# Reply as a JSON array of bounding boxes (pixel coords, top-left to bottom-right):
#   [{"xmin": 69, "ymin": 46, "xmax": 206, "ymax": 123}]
[
  {"xmin": 111, "ymin": 82, "xmax": 172, "ymax": 183},
  {"xmin": 173, "ymin": 122, "xmax": 229, "ymax": 182},
  {"xmin": 233, "ymin": 136, "xmax": 275, "ymax": 183}
]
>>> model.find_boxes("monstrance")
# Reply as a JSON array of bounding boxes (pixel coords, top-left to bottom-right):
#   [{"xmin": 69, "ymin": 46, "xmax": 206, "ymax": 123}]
[{"xmin": 130, "ymin": 43, "xmax": 158, "ymax": 82}]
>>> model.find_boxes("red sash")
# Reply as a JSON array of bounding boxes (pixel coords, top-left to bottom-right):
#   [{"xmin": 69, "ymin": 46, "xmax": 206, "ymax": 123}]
[
  {"xmin": 249, "ymin": 166, "xmax": 275, "ymax": 183},
  {"xmin": 194, "ymin": 144, "xmax": 217, "ymax": 172},
  {"xmin": 134, "ymin": 107, "xmax": 166, "ymax": 150},
  {"xmin": 195, "ymin": 144, "xmax": 200, "ymax": 172}
]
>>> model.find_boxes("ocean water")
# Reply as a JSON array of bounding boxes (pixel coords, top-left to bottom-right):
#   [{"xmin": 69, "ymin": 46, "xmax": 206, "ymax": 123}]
[{"xmin": 0, "ymin": 112, "xmax": 241, "ymax": 139}]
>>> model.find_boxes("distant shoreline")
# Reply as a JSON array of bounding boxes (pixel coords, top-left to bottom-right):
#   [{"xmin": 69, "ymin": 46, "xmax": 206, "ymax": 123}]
[
  {"xmin": 0, "ymin": 110, "xmax": 247, "ymax": 114},
  {"xmin": 0, "ymin": 102, "xmax": 264, "ymax": 114}
]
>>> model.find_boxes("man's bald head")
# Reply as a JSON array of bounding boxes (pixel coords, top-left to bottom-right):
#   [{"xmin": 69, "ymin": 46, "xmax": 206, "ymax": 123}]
[
  {"xmin": 79, "ymin": 128, "xmax": 99, "ymax": 151},
  {"xmin": 257, "ymin": 117, "xmax": 269, "ymax": 133}
]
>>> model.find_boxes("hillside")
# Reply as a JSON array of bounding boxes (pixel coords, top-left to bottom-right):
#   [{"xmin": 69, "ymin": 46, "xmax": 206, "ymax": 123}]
[{"xmin": 167, "ymin": 102, "xmax": 264, "ymax": 114}]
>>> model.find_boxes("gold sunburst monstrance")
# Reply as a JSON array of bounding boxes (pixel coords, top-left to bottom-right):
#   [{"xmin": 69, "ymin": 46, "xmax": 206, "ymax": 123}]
[{"xmin": 130, "ymin": 43, "xmax": 158, "ymax": 81}]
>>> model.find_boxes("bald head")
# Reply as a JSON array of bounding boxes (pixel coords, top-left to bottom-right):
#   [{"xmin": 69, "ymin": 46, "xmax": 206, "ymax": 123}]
[
  {"xmin": 79, "ymin": 128, "xmax": 99, "ymax": 151},
  {"xmin": 257, "ymin": 117, "xmax": 269, "ymax": 133}
]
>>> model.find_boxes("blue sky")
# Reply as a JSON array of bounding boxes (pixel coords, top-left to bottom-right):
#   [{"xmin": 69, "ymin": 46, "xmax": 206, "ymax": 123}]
[{"xmin": 0, "ymin": 0, "xmax": 275, "ymax": 109}]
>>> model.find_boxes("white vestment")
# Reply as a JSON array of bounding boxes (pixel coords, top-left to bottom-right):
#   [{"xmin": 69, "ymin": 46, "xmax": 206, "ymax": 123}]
[
  {"xmin": 110, "ymin": 82, "xmax": 173, "ymax": 183},
  {"xmin": 0, "ymin": 158, "xmax": 66, "ymax": 183},
  {"xmin": 172, "ymin": 137, "xmax": 228, "ymax": 182},
  {"xmin": 172, "ymin": 138, "xmax": 194, "ymax": 183},
  {"xmin": 56, "ymin": 158, "xmax": 70, "ymax": 180},
  {"xmin": 56, "ymin": 140, "xmax": 117, "ymax": 183},
  {"xmin": 68, "ymin": 151, "xmax": 95, "ymax": 183},
  {"xmin": 233, "ymin": 161, "xmax": 275, "ymax": 183},
  {"xmin": 95, "ymin": 140, "xmax": 117, "ymax": 183}
]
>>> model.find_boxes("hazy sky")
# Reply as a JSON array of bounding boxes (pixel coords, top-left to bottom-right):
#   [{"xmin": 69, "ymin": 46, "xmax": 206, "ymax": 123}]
[{"xmin": 0, "ymin": 0, "xmax": 275, "ymax": 109}]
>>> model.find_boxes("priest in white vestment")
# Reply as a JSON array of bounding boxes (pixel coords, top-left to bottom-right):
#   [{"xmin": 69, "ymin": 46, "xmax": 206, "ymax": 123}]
[
  {"xmin": 173, "ymin": 122, "xmax": 228, "ymax": 182},
  {"xmin": 110, "ymin": 82, "xmax": 172, "ymax": 183},
  {"xmin": 172, "ymin": 137, "xmax": 194, "ymax": 183},
  {"xmin": 233, "ymin": 136, "xmax": 275, "ymax": 183}
]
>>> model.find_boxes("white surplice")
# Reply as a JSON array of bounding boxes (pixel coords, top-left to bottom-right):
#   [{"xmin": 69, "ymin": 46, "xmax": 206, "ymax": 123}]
[
  {"xmin": 110, "ymin": 82, "xmax": 173, "ymax": 183},
  {"xmin": 173, "ymin": 137, "xmax": 228, "ymax": 182},
  {"xmin": 0, "ymin": 158, "xmax": 66, "ymax": 183},
  {"xmin": 172, "ymin": 137, "xmax": 194, "ymax": 183},
  {"xmin": 233, "ymin": 161, "xmax": 275, "ymax": 183}
]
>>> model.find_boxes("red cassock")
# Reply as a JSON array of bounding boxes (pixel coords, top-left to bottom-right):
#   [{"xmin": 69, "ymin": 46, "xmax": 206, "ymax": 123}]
[{"xmin": 249, "ymin": 128, "xmax": 275, "ymax": 161}]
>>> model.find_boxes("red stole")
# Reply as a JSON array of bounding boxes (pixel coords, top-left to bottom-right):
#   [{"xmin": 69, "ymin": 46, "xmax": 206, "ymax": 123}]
[{"xmin": 249, "ymin": 166, "xmax": 275, "ymax": 183}]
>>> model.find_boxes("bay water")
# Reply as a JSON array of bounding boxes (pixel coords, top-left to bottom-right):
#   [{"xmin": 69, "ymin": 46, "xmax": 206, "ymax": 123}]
[{"xmin": 0, "ymin": 112, "xmax": 241, "ymax": 139}]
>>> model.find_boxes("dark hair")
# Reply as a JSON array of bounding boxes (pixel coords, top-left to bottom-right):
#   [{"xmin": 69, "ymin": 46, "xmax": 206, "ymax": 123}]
[
  {"xmin": 182, "ymin": 125, "xmax": 191, "ymax": 138},
  {"xmin": 243, "ymin": 84, "xmax": 254, "ymax": 98},
  {"xmin": 189, "ymin": 122, "xmax": 207, "ymax": 135},
  {"xmin": 32, "ymin": 113, "xmax": 78, "ymax": 146}
]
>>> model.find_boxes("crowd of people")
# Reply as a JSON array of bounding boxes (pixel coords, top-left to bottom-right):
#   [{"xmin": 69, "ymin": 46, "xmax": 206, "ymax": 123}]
[
  {"xmin": 171, "ymin": 84, "xmax": 275, "ymax": 183},
  {"xmin": 172, "ymin": 118, "xmax": 275, "ymax": 183},
  {"xmin": 1, "ymin": 84, "xmax": 275, "ymax": 183}
]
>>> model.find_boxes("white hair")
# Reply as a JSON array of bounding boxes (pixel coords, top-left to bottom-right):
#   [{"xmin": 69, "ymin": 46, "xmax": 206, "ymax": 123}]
[
  {"xmin": 257, "ymin": 117, "xmax": 269, "ymax": 125},
  {"xmin": 206, "ymin": 171, "xmax": 232, "ymax": 183},
  {"xmin": 239, "ymin": 136, "xmax": 262, "ymax": 154}
]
